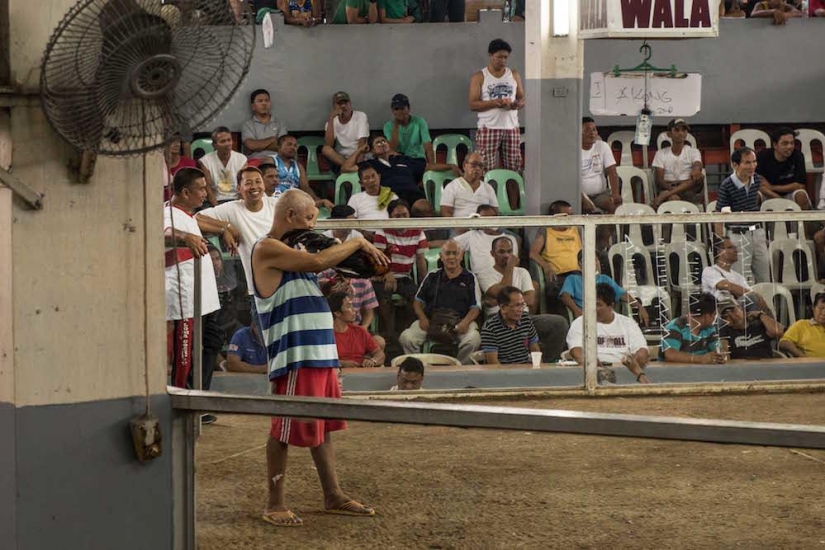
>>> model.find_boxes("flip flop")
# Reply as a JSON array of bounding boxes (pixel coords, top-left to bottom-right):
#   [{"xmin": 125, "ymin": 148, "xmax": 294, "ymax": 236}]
[
  {"xmin": 324, "ymin": 500, "xmax": 375, "ymax": 517},
  {"xmin": 262, "ymin": 509, "xmax": 303, "ymax": 527}
]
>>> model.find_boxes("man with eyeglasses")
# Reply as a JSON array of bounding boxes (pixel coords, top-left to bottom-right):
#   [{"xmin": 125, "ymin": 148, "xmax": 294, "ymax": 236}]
[
  {"xmin": 480, "ymin": 287, "xmax": 540, "ymax": 365},
  {"xmin": 440, "ymin": 152, "xmax": 499, "ymax": 219},
  {"xmin": 779, "ymin": 293, "xmax": 825, "ymax": 358}
]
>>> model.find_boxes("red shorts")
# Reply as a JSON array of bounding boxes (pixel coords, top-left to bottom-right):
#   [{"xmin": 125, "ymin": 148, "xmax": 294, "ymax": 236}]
[{"xmin": 270, "ymin": 367, "xmax": 347, "ymax": 447}]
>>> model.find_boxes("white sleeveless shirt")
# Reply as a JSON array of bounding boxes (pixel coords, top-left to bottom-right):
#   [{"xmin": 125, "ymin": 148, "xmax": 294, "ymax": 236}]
[{"xmin": 477, "ymin": 67, "xmax": 519, "ymax": 130}]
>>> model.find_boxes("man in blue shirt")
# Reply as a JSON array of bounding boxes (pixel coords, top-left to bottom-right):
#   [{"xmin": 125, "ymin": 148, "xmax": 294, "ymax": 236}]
[{"xmin": 226, "ymin": 323, "xmax": 267, "ymax": 374}]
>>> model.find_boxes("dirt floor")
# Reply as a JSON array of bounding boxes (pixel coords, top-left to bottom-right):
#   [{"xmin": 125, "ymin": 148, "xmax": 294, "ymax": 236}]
[{"xmin": 196, "ymin": 393, "xmax": 825, "ymax": 549}]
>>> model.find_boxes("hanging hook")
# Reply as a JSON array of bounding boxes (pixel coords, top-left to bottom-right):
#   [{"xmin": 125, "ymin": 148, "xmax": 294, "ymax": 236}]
[{"xmin": 640, "ymin": 41, "xmax": 652, "ymax": 64}]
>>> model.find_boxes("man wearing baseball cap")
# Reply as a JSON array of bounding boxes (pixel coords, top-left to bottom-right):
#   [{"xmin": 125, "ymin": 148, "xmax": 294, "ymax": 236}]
[
  {"xmin": 322, "ymin": 91, "xmax": 370, "ymax": 173},
  {"xmin": 383, "ymin": 93, "xmax": 461, "ymax": 176},
  {"xmin": 718, "ymin": 298, "xmax": 783, "ymax": 360},
  {"xmin": 651, "ymin": 118, "xmax": 705, "ymax": 208}
]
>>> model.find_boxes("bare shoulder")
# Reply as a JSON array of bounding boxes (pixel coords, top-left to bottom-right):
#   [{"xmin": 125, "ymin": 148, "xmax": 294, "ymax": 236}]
[{"xmin": 469, "ymin": 70, "xmax": 484, "ymax": 83}]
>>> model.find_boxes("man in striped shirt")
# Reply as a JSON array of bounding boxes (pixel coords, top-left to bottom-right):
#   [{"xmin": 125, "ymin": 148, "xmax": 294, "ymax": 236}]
[
  {"xmin": 480, "ymin": 287, "xmax": 540, "ymax": 364},
  {"xmin": 252, "ymin": 189, "xmax": 387, "ymax": 527},
  {"xmin": 714, "ymin": 147, "xmax": 770, "ymax": 283}
]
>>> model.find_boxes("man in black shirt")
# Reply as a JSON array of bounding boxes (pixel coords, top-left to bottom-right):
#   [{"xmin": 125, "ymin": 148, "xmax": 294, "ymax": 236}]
[
  {"xmin": 718, "ymin": 299, "xmax": 785, "ymax": 360},
  {"xmin": 756, "ymin": 126, "xmax": 811, "ymax": 210}
]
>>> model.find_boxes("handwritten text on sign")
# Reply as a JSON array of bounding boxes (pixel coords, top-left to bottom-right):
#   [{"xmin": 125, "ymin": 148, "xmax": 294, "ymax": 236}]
[{"xmin": 589, "ymin": 72, "xmax": 702, "ymax": 117}]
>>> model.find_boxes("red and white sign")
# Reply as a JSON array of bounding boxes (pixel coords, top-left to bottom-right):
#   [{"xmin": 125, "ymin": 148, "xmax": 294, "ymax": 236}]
[{"xmin": 580, "ymin": 0, "xmax": 719, "ymax": 38}]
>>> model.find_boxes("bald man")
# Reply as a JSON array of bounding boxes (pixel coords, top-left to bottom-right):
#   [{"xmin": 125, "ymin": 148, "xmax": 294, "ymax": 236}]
[{"xmin": 251, "ymin": 189, "xmax": 388, "ymax": 527}]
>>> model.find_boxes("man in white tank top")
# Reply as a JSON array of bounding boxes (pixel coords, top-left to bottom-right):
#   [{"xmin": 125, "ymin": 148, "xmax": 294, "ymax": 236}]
[{"xmin": 469, "ymin": 38, "xmax": 525, "ymax": 173}]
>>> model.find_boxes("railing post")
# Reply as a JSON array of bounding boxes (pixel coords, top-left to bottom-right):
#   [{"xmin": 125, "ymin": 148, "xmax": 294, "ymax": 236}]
[
  {"xmin": 582, "ymin": 220, "xmax": 598, "ymax": 392},
  {"xmin": 172, "ymin": 410, "xmax": 197, "ymax": 550}
]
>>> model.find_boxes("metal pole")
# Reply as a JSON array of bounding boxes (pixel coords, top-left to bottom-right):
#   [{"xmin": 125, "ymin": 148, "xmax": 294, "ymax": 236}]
[
  {"xmin": 582, "ymin": 221, "xmax": 598, "ymax": 391},
  {"xmin": 172, "ymin": 410, "xmax": 196, "ymax": 550},
  {"xmin": 193, "ymin": 257, "xmax": 202, "ymax": 437}
]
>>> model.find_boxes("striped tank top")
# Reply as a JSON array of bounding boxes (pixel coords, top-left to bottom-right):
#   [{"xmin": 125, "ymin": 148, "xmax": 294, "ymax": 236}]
[{"xmin": 251, "ymin": 239, "xmax": 339, "ymax": 380}]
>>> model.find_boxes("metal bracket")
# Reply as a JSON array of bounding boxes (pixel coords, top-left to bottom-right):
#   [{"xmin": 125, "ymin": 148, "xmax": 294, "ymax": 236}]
[{"xmin": 0, "ymin": 166, "xmax": 44, "ymax": 209}]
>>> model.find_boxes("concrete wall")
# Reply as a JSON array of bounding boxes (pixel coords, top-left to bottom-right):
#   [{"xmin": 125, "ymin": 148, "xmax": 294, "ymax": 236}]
[
  {"xmin": 3, "ymin": 1, "xmax": 173, "ymax": 548},
  {"xmin": 212, "ymin": 17, "xmax": 824, "ymax": 134}
]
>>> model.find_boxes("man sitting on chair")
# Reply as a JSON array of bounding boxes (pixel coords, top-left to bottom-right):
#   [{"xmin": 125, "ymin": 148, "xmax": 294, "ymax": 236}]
[
  {"xmin": 718, "ymin": 299, "xmax": 784, "ymax": 360},
  {"xmin": 651, "ymin": 118, "xmax": 705, "ymax": 208},
  {"xmin": 778, "ymin": 292, "xmax": 825, "ymax": 358},
  {"xmin": 480, "ymin": 287, "xmax": 540, "ymax": 365}
]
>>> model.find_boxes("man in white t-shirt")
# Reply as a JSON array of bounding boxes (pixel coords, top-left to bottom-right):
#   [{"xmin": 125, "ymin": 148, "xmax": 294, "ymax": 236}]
[
  {"xmin": 454, "ymin": 204, "xmax": 516, "ymax": 273},
  {"xmin": 440, "ymin": 152, "xmax": 499, "ymax": 219},
  {"xmin": 164, "ymin": 168, "xmax": 221, "ymax": 389},
  {"xmin": 581, "ymin": 117, "xmax": 621, "ymax": 214},
  {"xmin": 702, "ymin": 237, "xmax": 770, "ymax": 313},
  {"xmin": 195, "ymin": 166, "xmax": 279, "ymax": 299},
  {"xmin": 651, "ymin": 118, "xmax": 704, "ymax": 208},
  {"xmin": 198, "ymin": 126, "xmax": 248, "ymax": 205},
  {"xmin": 322, "ymin": 91, "xmax": 370, "ymax": 173},
  {"xmin": 566, "ymin": 283, "xmax": 650, "ymax": 384},
  {"xmin": 476, "ymin": 236, "xmax": 534, "ymax": 316},
  {"xmin": 347, "ymin": 164, "xmax": 397, "ymax": 225}
]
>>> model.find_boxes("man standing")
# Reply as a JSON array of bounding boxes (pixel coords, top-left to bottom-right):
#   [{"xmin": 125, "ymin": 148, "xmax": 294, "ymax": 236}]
[
  {"xmin": 480, "ymin": 287, "xmax": 540, "ymax": 365},
  {"xmin": 580, "ymin": 117, "xmax": 621, "ymax": 214},
  {"xmin": 198, "ymin": 126, "xmax": 248, "ymax": 205},
  {"xmin": 164, "ymin": 168, "xmax": 221, "ymax": 389},
  {"xmin": 566, "ymin": 284, "xmax": 651, "ymax": 383},
  {"xmin": 469, "ymin": 38, "xmax": 525, "ymax": 173},
  {"xmin": 440, "ymin": 152, "xmax": 499, "ymax": 219},
  {"xmin": 271, "ymin": 134, "xmax": 334, "ymax": 209},
  {"xmin": 252, "ymin": 189, "xmax": 387, "ymax": 527},
  {"xmin": 714, "ymin": 147, "xmax": 770, "ymax": 283},
  {"xmin": 322, "ymin": 91, "xmax": 370, "ymax": 173},
  {"xmin": 383, "ymin": 93, "xmax": 460, "ymax": 175},
  {"xmin": 242, "ymin": 89, "xmax": 287, "ymax": 160},
  {"xmin": 399, "ymin": 240, "xmax": 482, "ymax": 364},
  {"xmin": 651, "ymin": 118, "xmax": 705, "ymax": 208},
  {"xmin": 756, "ymin": 126, "xmax": 812, "ymax": 210}
]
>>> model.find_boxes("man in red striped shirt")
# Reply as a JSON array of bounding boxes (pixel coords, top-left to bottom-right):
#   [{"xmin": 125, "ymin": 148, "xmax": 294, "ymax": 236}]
[{"xmin": 372, "ymin": 199, "xmax": 429, "ymax": 335}]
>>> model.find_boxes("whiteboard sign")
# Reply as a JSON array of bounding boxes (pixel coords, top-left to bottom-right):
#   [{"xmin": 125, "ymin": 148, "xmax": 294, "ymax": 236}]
[
  {"xmin": 580, "ymin": 0, "xmax": 718, "ymax": 38},
  {"xmin": 589, "ymin": 72, "xmax": 702, "ymax": 117}
]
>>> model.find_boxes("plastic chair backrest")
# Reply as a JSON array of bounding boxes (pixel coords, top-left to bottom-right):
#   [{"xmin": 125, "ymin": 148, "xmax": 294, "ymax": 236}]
[
  {"xmin": 615, "ymin": 166, "xmax": 650, "ymax": 204},
  {"xmin": 191, "ymin": 138, "xmax": 214, "ymax": 160},
  {"xmin": 432, "ymin": 134, "xmax": 473, "ymax": 166},
  {"xmin": 811, "ymin": 282, "xmax": 825, "ymax": 303},
  {"xmin": 656, "ymin": 131, "xmax": 698, "ymax": 150},
  {"xmin": 664, "ymin": 240, "xmax": 709, "ymax": 315},
  {"xmin": 390, "ymin": 353, "xmax": 462, "ymax": 369},
  {"xmin": 484, "ymin": 169, "xmax": 526, "ymax": 216},
  {"xmin": 422, "ymin": 170, "xmax": 455, "ymax": 212},
  {"xmin": 751, "ymin": 282, "xmax": 797, "ymax": 326},
  {"xmin": 334, "ymin": 173, "xmax": 362, "ymax": 205},
  {"xmin": 706, "ymin": 200, "xmax": 717, "ymax": 213},
  {"xmin": 795, "ymin": 128, "xmax": 825, "ymax": 173},
  {"xmin": 729, "ymin": 129, "xmax": 770, "ymax": 155},
  {"xmin": 606, "ymin": 131, "xmax": 636, "ymax": 166},
  {"xmin": 608, "ymin": 241, "xmax": 656, "ymax": 287},
  {"xmin": 614, "ymin": 203, "xmax": 658, "ymax": 249},
  {"xmin": 423, "ymin": 247, "xmax": 441, "ymax": 274},
  {"xmin": 528, "ymin": 259, "xmax": 548, "ymax": 314},
  {"xmin": 297, "ymin": 136, "xmax": 331, "ymax": 180},
  {"xmin": 657, "ymin": 200, "xmax": 701, "ymax": 242},
  {"xmin": 760, "ymin": 197, "xmax": 802, "ymax": 240},
  {"xmin": 768, "ymin": 239, "xmax": 816, "ymax": 288}
]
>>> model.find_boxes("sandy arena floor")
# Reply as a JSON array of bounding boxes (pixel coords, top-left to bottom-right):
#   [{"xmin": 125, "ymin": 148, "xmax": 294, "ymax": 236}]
[{"xmin": 196, "ymin": 393, "xmax": 825, "ymax": 549}]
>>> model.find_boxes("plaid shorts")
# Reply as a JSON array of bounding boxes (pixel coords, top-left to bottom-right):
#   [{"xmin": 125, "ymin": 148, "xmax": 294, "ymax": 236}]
[{"xmin": 475, "ymin": 127, "xmax": 522, "ymax": 172}]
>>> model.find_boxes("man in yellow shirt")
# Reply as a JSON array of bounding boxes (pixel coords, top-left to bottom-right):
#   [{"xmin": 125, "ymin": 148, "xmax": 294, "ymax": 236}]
[
  {"xmin": 779, "ymin": 293, "xmax": 825, "ymax": 358},
  {"xmin": 529, "ymin": 200, "xmax": 581, "ymax": 316}
]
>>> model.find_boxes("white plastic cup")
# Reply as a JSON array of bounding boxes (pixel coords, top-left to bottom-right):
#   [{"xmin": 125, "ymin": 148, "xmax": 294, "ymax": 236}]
[{"xmin": 530, "ymin": 352, "xmax": 542, "ymax": 369}]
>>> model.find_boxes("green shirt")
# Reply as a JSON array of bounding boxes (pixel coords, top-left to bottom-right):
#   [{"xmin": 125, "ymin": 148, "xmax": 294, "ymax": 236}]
[
  {"xmin": 332, "ymin": 0, "xmax": 371, "ymax": 24},
  {"xmin": 377, "ymin": 0, "xmax": 422, "ymax": 20},
  {"xmin": 383, "ymin": 114, "xmax": 431, "ymax": 160}
]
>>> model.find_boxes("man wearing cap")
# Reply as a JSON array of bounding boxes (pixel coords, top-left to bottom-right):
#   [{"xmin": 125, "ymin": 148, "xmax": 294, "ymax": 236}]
[
  {"xmin": 322, "ymin": 91, "xmax": 370, "ymax": 173},
  {"xmin": 242, "ymin": 89, "xmax": 288, "ymax": 160},
  {"xmin": 718, "ymin": 299, "xmax": 783, "ymax": 360},
  {"xmin": 383, "ymin": 94, "xmax": 460, "ymax": 176},
  {"xmin": 651, "ymin": 118, "xmax": 705, "ymax": 208}
]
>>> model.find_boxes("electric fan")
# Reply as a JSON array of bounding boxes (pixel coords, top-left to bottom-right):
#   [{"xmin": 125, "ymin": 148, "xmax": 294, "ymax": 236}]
[{"xmin": 40, "ymin": 0, "xmax": 255, "ymax": 155}]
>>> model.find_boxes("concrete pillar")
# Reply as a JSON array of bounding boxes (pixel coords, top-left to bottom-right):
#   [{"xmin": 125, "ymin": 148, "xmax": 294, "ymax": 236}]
[
  {"xmin": 524, "ymin": 0, "xmax": 583, "ymax": 214},
  {"xmin": 1, "ymin": 2, "xmax": 175, "ymax": 548}
]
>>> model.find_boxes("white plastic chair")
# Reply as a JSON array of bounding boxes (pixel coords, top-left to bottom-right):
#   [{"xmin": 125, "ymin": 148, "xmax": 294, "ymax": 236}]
[
  {"xmin": 730, "ymin": 129, "xmax": 771, "ymax": 155},
  {"xmin": 811, "ymin": 282, "xmax": 825, "ymax": 303},
  {"xmin": 751, "ymin": 282, "xmax": 797, "ymax": 327},
  {"xmin": 615, "ymin": 165, "xmax": 651, "ymax": 204},
  {"xmin": 608, "ymin": 240, "xmax": 656, "ymax": 287},
  {"xmin": 656, "ymin": 131, "xmax": 698, "ymax": 150},
  {"xmin": 614, "ymin": 203, "xmax": 660, "ymax": 251},
  {"xmin": 390, "ymin": 353, "xmax": 461, "ymax": 369},
  {"xmin": 706, "ymin": 200, "xmax": 717, "ymax": 213},
  {"xmin": 795, "ymin": 129, "xmax": 825, "ymax": 174},
  {"xmin": 606, "ymin": 131, "xmax": 636, "ymax": 166},
  {"xmin": 665, "ymin": 240, "xmax": 709, "ymax": 316},
  {"xmin": 657, "ymin": 200, "xmax": 702, "ymax": 243},
  {"xmin": 768, "ymin": 239, "xmax": 817, "ymax": 293},
  {"xmin": 760, "ymin": 197, "xmax": 803, "ymax": 241}
]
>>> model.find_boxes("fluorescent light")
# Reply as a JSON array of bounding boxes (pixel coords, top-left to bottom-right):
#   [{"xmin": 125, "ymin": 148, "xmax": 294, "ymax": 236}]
[{"xmin": 553, "ymin": 0, "xmax": 570, "ymax": 37}]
